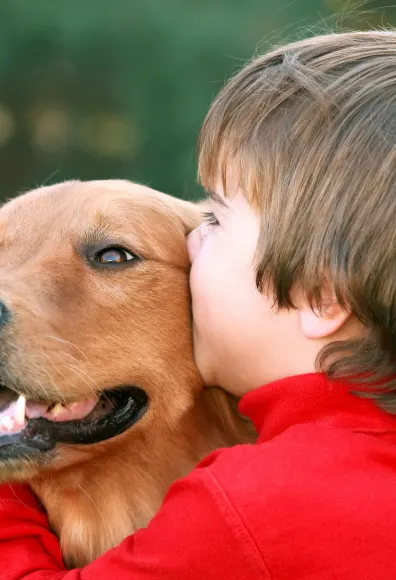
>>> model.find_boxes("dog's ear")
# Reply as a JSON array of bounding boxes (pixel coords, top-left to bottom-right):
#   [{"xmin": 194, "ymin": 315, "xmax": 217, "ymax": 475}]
[{"xmin": 167, "ymin": 197, "xmax": 203, "ymax": 235}]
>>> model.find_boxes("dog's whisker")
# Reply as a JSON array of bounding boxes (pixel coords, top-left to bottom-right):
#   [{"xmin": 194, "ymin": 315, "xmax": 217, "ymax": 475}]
[
  {"xmin": 39, "ymin": 351, "xmax": 81, "ymax": 393},
  {"xmin": 44, "ymin": 336, "xmax": 88, "ymax": 361},
  {"xmin": 64, "ymin": 365, "xmax": 97, "ymax": 386},
  {"xmin": 41, "ymin": 347, "xmax": 88, "ymax": 384},
  {"xmin": 75, "ymin": 484, "xmax": 105, "ymax": 522},
  {"xmin": 36, "ymin": 348, "xmax": 101, "ymax": 404},
  {"xmin": 37, "ymin": 351, "xmax": 77, "ymax": 403},
  {"xmin": 56, "ymin": 351, "xmax": 86, "ymax": 366},
  {"xmin": 35, "ymin": 378, "xmax": 54, "ymax": 407},
  {"xmin": 63, "ymin": 364, "xmax": 102, "ymax": 402},
  {"xmin": 40, "ymin": 368, "xmax": 68, "ymax": 406}
]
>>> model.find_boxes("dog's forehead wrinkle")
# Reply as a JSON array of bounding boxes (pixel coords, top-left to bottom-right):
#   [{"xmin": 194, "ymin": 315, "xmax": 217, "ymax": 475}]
[
  {"xmin": 73, "ymin": 199, "xmax": 186, "ymax": 258},
  {"xmin": 0, "ymin": 180, "xmax": 200, "ymax": 250},
  {"xmin": 0, "ymin": 178, "xmax": 192, "ymax": 257}
]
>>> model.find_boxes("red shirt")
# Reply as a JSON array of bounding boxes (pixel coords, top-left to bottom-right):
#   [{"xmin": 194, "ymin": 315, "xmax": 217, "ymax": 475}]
[{"xmin": 1, "ymin": 372, "xmax": 396, "ymax": 580}]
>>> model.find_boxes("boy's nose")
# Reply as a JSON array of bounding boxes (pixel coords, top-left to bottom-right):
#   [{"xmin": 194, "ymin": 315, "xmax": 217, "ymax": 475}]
[{"xmin": 186, "ymin": 227, "xmax": 201, "ymax": 264}]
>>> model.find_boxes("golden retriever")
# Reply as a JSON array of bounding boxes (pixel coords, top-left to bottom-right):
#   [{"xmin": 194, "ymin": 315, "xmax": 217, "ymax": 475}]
[{"xmin": 0, "ymin": 180, "xmax": 256, "ymax": 567}]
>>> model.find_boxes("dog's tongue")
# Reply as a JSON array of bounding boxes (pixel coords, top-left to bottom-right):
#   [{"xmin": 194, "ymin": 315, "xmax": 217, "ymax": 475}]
[{"xmin": 0, "ymin": 395, "xmax": 98, "ymax": 435}]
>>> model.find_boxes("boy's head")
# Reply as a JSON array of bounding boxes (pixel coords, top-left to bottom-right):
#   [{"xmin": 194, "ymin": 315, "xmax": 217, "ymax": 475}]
[{"xmin": 188, "ymin": 31, "xmax": 396, "ymax": 410}]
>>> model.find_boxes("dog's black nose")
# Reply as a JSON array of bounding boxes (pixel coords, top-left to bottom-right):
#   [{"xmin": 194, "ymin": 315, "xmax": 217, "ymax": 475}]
[{"xmin": 0, "ymin": 302, "xmax": 10, "ymax": 327}]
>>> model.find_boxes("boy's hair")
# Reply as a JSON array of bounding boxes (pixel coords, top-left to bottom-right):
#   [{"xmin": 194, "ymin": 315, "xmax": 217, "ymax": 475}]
[{"xmin": 198, "ymin": 31, "xmax": 396, "ymax": 412}]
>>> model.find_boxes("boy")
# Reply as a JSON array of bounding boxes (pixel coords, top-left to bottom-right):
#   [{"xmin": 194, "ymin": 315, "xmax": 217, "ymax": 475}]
[{"xmin": 1, "ymin": 30, "xmax": 396, "ymax": 579}]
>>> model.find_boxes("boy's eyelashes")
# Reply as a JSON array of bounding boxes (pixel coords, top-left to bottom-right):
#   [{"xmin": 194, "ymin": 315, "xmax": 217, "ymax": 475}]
[{"xmin": 202, "ymin": 211, "xmax": 220, "ymax": 226}]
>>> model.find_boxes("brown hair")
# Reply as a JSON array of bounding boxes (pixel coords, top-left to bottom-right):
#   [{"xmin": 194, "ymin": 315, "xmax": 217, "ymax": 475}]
[{"xmin": 198, "ymin": 31, "xmax": 396, "ymax": 412}]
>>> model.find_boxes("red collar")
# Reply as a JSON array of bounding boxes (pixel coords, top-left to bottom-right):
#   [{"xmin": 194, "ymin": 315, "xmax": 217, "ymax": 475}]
[{"xmin": 239, "ymin": 373, "xmax": 396, "ymax": 442}]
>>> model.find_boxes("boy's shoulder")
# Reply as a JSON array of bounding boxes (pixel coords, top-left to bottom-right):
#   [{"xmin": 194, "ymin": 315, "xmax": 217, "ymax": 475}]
[
  {"xmin": 205, "ymin": 421, "xmax": 396, "ymax": 512},
  {"xmin": 198, "ymin": 423, "xmax": 396, "ymax": 579}
]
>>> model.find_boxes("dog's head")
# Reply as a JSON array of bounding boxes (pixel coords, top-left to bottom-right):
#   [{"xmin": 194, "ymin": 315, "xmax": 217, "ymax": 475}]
[{"xmin": 0, "ymin": 179, "xmax": 203, "ymax": 478}]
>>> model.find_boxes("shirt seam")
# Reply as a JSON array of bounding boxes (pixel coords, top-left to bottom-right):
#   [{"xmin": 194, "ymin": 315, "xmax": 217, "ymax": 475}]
[
  {"xmin": 206, "ymin": 466, "xmax": 274, "ymax": 580},
  {"xmin": 259, "ymin": 422, "xmax": 396, "ymax": 444}
]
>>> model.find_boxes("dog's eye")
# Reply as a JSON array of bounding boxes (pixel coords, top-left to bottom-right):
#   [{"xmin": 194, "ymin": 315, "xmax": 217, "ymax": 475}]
[{"xmin": 95, "ymin": 247, "xmax": 135, "ymax": 264}]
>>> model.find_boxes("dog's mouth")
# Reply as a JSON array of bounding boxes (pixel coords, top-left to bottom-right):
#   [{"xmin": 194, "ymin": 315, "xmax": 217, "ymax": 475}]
[{"xmin": 0, "ymin": 385, "xmax": 148, "ymax": 458}]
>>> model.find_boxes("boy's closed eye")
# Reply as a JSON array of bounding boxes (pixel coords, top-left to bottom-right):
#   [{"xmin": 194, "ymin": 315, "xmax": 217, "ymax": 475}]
[{"xmin": 202, "ymin": 211, "xmax": 219, "ymax": 226}]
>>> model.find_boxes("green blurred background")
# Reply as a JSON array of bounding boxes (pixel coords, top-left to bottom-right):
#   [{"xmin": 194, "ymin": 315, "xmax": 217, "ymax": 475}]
[{"xmin": 0, "ymin": 0, "xmax": 395, "ymax": 201}]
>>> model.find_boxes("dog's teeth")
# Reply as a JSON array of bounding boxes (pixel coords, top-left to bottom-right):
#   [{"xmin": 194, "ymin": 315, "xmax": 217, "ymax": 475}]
[
  {"xmin": 15, "ymin": 395, "xmax": 26, "ymax": 425},
  {"xmin": 51, "ymin": 403, "xmax": 66, "ymax": 417},
  {"xmin": 1, "ymin": 416, "xmax": 14, "ymax": 430}
]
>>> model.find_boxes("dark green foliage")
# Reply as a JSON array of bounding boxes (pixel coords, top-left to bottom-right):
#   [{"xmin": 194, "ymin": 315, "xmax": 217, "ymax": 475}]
[{"xmin": 0, "ymin": 0, "xmax": 394, "ymax": 201}]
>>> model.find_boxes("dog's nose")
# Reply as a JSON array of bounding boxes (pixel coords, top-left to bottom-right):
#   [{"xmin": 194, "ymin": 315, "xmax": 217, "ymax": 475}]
[{"xmin": 0, "ymin": 301, "xmax": 10, "ymax": 326}]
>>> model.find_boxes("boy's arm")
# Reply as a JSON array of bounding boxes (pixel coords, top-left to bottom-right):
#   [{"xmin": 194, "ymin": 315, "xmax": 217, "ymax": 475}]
[{"xmin": 0, "ymin": 467, "xmax": 268, "ymax": 580}]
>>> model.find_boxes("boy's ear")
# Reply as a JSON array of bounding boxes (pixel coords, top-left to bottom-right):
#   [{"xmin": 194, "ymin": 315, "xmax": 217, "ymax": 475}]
[{"xmin": 297, "ymin": 282, "xmax": 351, "ymax": 339}]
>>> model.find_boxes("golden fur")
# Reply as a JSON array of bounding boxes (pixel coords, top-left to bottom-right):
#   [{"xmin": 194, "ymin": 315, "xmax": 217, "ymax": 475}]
[{"xmin": 0, "ymin": 180, "xmax": 256, "ymax": 567}]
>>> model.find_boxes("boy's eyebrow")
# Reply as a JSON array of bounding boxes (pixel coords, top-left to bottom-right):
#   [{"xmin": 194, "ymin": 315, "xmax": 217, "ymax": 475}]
[{"xmin": 207, "ymin": 190, "xmax": 229, "ymax": 208}]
